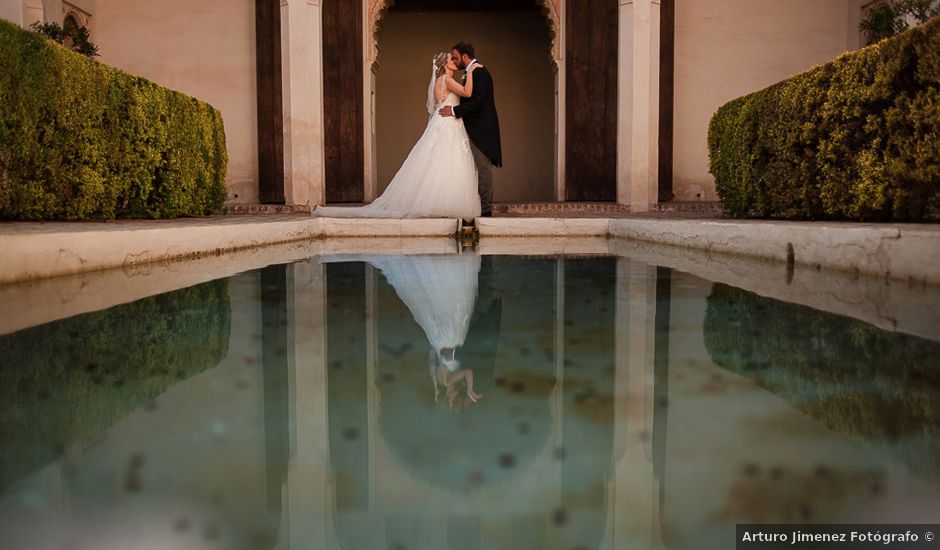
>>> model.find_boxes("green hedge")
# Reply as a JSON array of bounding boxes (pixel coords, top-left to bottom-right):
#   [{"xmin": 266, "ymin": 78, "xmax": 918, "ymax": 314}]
[
  {"xmin": 0, "ymin": 19, "xmax": 227, "ymax": 220},
  {"xmin": 708, "ymin": 17, "xmax": 940, "ymax": 221},
  {"xmin": 704, "ymin": 283, "xmax": 940, "ymax": 477},
  {"xmin": 0, "ymin": 279, "xmax": 231, "ymax": 489}
]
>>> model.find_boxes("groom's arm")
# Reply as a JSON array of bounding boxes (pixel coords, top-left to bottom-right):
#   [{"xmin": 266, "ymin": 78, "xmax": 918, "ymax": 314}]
[{"xmin": 453, "ymin": 71, "xmax": 490, "ymax": 119}]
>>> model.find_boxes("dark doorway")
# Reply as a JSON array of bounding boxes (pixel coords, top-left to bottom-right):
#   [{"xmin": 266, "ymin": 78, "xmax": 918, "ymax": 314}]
[{"xmin": 658, "ymin": 0, "xmax": 676, "ymax": 202}]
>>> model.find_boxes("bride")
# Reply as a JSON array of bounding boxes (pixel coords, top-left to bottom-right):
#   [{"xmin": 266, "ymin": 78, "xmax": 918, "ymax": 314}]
[{"xmin": 313, "ymin": 52, "xmax": 482, "ymax": 220}]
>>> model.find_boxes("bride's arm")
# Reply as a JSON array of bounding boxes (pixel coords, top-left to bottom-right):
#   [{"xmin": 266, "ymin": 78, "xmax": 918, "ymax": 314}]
[{"xmin": 445, "ymin": 66, "xmax": 476, "ymax": 98}]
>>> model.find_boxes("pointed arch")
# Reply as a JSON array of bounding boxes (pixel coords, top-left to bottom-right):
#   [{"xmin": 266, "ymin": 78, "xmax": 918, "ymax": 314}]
[
  {"xmin": 366, "ymin": 0, "xmax": 393, "ymax": 69},
  {"xmin": 536, "ymin": 0, "xmax": 562, "ymax": 67},
  {"xmin": 366, "ymin": 0, "xmax": 562, "ymax": 69}
]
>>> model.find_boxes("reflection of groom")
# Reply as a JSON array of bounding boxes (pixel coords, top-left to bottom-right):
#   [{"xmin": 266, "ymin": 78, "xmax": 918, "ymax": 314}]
[
  {"xmin": 439, "ymin": 42, "xmax": 502, "ymax": 218},
  {"xmin": 459, "ymin": 255, "xmax": 502, "ymax": 395}
]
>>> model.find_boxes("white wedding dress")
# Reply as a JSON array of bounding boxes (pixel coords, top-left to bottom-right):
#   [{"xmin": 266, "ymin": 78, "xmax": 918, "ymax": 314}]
[
  {"xmin": 314, "ymin": 86, "xmax": 481, "ymax": 219},
  {"xmin": 317, "ymin": 253, "xmax": 480, "ymax": 370},
  {"xmin": 368, "ymin": 254, "xmax": 480, "ymax": 357}
]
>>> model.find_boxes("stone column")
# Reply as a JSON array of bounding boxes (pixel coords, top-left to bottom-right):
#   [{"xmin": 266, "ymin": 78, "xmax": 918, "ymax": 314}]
[
  {"xmin": 281, "ymin": 0, "xmax": 326, "ymax": 209},
  {"xmin": 547, "ymin": 0, "xmax": 566, "ymax": 202},
  {"xmin": 363, "ymin": 0, "xmax": 377, "ymax": 202},
  {"xmin": 618, "ymin": 0, "xmax": 661, "ymax": 212}
]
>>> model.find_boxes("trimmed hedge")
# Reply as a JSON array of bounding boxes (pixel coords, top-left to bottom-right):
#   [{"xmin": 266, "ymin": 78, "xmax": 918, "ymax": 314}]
[
  {"xmin": 0, "ymin": 279, "xmax": 231, "ymax": 489},
  {"xmin": 704, "ymin": 283, "xmax": 940, "ymax": 477},
  {"xmin": 0, "ymin": 19, "xmax": 227, "ymax": 220},
  {"xmin": 708, "ymin": 17, "xmax": 940, "ymax": 221}
]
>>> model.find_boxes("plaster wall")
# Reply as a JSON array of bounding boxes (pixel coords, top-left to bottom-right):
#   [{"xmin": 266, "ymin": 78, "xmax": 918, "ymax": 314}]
[
  {"xmin": 374, "ymin": 10, "xmax": 555, "ymax": 203},
  {"xmin": 671, "ymin": 0, "xmax": 855, "ymax": 202},
  {"xmin": 92, "ymin": 0, "xmax": 259, "ymax": 204},
  {"xmin": 0, "ymin": 0, "xmax": 22, "ymax": 24},
  {"xmin": 21, "ymin": 0, "xmax": 41, "ymax": 26}
]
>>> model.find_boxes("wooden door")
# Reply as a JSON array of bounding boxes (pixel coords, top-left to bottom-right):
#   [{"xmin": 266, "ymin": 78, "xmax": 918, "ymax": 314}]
[
  {"xmin": 658, "ymin": 0, "xmax": 675, "ymax": 202},
  {"xmin": 323, "ymin": 0, "xmax": 364, "ymax": 203},
  {"xmin": 256, "ymin": 0, "xmax": 285, "ymax": 203},
  {"xmin": 565, "ymin": 0, "xmax": 618, "ymax": 202}
]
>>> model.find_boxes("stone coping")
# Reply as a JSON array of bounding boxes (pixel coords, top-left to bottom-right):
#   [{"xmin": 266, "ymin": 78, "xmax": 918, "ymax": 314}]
[
  {"xmin": 607, "ymin": 218, "xmax": 940, "ymax": 286},
  {"xmin": 0, "ymin": 216, "xmax": 457, "ymax": 284},
  {"xmin": 480, "ymin": 217, "xmax": 940, "ymax": 285},
  {"xmin": 0, "ymin": 215, "xmax": 937, "ymax": 286}
]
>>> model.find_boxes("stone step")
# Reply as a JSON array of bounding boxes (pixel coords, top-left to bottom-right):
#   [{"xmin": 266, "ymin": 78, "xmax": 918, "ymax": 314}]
[
  {"xmin": 493, "ymin": 202, "xmax": 629, "ymax": 216},
  {"xmin": 494, "ymin": 201, "xmax": 721, "ymax": 216},
  {"xmin": 652, "ymin": 201, "xmax": 722, "ymax": 213},
  {"xmin": 223, "ymin": 203, "xmax": 311, "ymax": 215},
  {"xmin": 222, "ymin": 201, "xmax": 722, "ymax": 217}
]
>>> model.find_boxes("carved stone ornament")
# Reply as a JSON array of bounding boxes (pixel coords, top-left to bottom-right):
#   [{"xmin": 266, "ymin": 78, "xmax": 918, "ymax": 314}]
[{"xmin": 366, "ymin": 0, "xmax": 562, "ymax": 68}]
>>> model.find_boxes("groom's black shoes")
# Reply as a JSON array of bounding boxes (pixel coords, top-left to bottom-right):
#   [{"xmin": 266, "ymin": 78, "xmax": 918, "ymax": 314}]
[{"xmin": 480, "ymin": 211, "xmax": 493, "ymax": 218}]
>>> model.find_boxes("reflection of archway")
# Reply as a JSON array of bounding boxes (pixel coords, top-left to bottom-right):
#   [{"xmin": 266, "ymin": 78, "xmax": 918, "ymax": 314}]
[{"xmin": 362, "ymin": 0, "xmax": 565, "ymax": 200}]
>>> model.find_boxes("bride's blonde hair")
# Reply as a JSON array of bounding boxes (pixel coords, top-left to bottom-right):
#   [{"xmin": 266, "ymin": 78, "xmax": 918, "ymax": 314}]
[{"xmin": 433, "ymin": 51, "xmax": 449, "ymax": 78}]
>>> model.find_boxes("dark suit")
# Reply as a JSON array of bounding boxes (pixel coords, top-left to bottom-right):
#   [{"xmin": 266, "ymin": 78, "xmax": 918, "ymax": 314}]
[{"xmin": 453, "ymin": 66, "xmax": 501, "ymax": 214}]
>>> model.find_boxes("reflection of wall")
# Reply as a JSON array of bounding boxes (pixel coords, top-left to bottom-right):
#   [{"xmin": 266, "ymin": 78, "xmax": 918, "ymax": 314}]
[
  {"xmin": 375, "ymin": 10, "xmax": 555, "ymax": 202},
  {"xmin": 92, "ymin": 0, "xmax": 258, "ymax": 204},
  {"xmin": 0, "ymin": 271, "xmax": 271, "ymax": 548},
  {"xmin": 0, "ymin": 279, "xmax": 231, "ymax": 491},
  {"xmin": 672, "ymin": 0, "xmax": 855, "ymax": 202},
  {"xmin": 659, "ymin": 270, "xmax": 940, "ymax": 546},
  {"xmin": 705, "ymin": 283, "xmax": 940, "ymax": 477}
]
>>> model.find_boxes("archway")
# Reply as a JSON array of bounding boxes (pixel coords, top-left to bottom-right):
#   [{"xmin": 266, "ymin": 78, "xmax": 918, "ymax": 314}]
[{"xmin": 368, "ymin": 0, "xmax": 559, "ymax": 203}]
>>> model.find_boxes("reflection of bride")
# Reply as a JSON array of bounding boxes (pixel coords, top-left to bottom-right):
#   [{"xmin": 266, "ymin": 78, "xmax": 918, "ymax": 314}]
[{"xmin": 329, "ymin": 254, "xmax": 484, "ymax": 407}]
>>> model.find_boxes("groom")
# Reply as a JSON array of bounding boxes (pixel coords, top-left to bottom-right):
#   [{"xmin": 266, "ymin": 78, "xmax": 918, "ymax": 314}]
[{"xmin": 440, "ymin": 42, "xmax": 502, "ymax": 217}]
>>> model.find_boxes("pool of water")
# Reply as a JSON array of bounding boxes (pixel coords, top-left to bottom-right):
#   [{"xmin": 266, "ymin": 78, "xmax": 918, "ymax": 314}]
[{"xmin": 1, "ymin": 247, "xmax": 939, "ymax": 549}]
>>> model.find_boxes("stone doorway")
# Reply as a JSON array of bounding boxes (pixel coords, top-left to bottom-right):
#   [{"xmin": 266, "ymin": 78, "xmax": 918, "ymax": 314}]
[
  {"xmin": 369, "ymin": 0, "xmax": 558, "ymax": 203},
  {"xmin": 316, "ymin": 0, "xmax": 670, "ymax": 210}
]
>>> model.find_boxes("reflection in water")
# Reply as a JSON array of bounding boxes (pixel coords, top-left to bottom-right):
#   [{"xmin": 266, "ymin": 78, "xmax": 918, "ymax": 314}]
[
  {"xmin": 260, "ymin": 265, "xmax": 291, "ymax": 540},
  {"xmin": 367, "ymin": 254, "xmax": 483, "ymax": 408},
  {"xmin": 0, "ymin": 254, "xmax": 939, "ymax": 549},
  {"xmin": 704, "ymin": 283, "xmax": 940, "ymax": 477},
  {"xmin": 0, "ymin": 280, "xmax": 231, "ymax": 490}
]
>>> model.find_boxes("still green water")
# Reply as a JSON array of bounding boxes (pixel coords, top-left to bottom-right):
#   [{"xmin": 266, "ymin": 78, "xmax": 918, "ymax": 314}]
[{"xmin": 0, "ymin": 253, "xmax": 938, "ymax": 549}]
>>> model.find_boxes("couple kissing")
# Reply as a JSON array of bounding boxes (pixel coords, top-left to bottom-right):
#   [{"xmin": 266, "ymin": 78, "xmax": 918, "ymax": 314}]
[{"xmin": 314, "ymin": 41, "xmax": 502, "ymax": 221}]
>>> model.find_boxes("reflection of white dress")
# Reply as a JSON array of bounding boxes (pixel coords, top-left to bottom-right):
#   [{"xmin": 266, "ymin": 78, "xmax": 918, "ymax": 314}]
[
  {"xmin": 313, "ymin": 92, "xmax": 481, "ymax": 219},
  {"xmin": 367, "ymin": 255, "xmax": 480, "ymax": 353}
]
